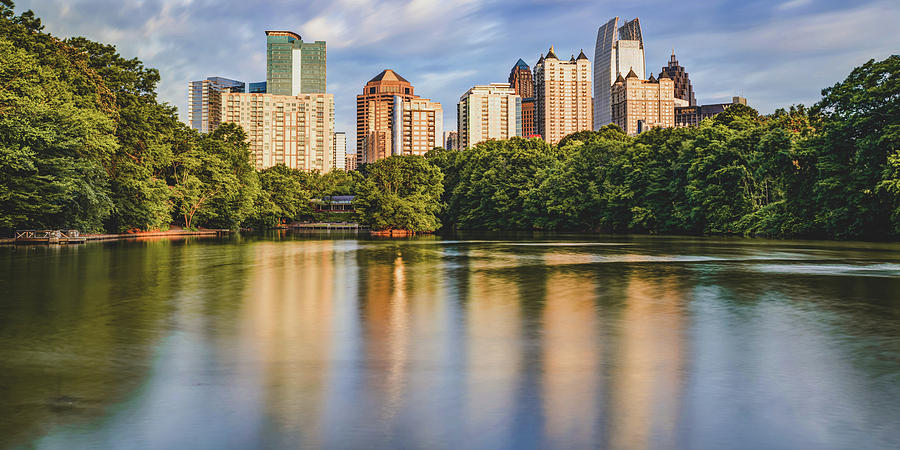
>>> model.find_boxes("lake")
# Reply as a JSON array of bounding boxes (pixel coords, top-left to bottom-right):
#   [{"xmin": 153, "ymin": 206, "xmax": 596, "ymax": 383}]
[{"xmin": 1, "ymin": 232, "xmax": 899, "ymax": 449}]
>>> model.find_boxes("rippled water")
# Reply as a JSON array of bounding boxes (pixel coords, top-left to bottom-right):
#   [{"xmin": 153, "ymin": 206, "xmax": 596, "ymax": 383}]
[{"xmin": 1, "ymin": 232, "xmax": 899, "ymax": 449}]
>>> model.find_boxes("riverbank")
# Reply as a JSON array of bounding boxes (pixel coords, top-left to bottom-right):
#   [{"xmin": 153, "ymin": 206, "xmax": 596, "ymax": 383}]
[{"xmin": 0, "ymin": 228, "xmax": 230, "ymax": 245}]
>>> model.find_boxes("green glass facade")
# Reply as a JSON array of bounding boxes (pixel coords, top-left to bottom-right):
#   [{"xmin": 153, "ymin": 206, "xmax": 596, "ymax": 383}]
[{"xmin": 265, "ymin": 31, "xmax": 326, "ymax": 96}]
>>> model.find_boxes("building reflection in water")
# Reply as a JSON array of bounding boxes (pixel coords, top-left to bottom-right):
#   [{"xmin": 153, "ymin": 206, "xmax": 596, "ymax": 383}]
[{"xmin": 606, "ymin": 266, "xmax": 687, "ymax": 448}]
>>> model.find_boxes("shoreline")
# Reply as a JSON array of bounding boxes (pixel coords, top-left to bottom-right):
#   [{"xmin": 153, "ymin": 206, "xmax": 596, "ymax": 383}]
[{"xmin": 1, "ymin": 229, "xmax": 230, "ymax": 245}]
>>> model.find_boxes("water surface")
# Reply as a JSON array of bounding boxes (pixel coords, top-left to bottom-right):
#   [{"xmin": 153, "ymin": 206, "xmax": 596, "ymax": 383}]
[{"xmin": 1, "ymin": 233, "xmax": 899, "ymax": 449}]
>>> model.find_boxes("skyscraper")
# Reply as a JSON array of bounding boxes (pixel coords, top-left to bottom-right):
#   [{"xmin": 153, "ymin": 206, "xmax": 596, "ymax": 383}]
[
  {"xmin": 508, "ymin": 59, "xmax": 534, "ymax": 98},
  {"xmin": 356, "ymin": 70, "xmax": 418, "ymax": 165},
  {"xmin": 611, "ymin": 70, "xmax": 674, "ymax": 135},
  {"xmin": 594, "ymin": 17, "xmax": 645, "ymax": 129},
  {"xmin": 187, "ymin": 77, "xmax": 245, "ymax": 133},
  {"xmin": 458, "ymin": 83, "xmax": 521, "ymax": 149},
  {"xmin": 509, "ymin": 59, "xmax": 536, "ymax": 137},
  {"xmin": 534, "ymin": 47, "xmax": 592, "ymax": 144},
  {"xmin": 221, "ymin": 92, "xmax": 335, "ymax": 172},
  {"xmin": 660, "ymin": 51, "xmax": 696, "ymax": 106},
  {"xmin": 265, "ymin": 30, "xmax": 326, "ymax": 96}
]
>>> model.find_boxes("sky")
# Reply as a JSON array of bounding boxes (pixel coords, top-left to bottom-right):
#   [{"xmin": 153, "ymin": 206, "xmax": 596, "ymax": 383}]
[{"xmin": 16, "ymin": 0, "xmax": 900, "ymax": 151}]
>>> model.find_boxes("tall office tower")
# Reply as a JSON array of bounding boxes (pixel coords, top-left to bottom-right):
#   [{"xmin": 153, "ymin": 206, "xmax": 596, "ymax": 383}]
[
  {"xmin": 594, "ymin": 17, "xmax": 646, "ymax": 129},
  {"xmin": 534, "ymin": 47, "xmax": 592, "ymax": 144},
  {"xmin": 333, "ymin": 131, "xmax": 347, "ymax": 171},
  {"xmin": 458, "ymin": 83, "xmax": 521, "ymax": 149},
  {"xmin": 221, "ymin": 92, "xmax": 335, "ymax": 172},
  {"xmin": 660, "ymin": 51, "xmax": 696, "ymax": 106},
  {"xmin": 508, "ymin": 59, "xmax": 534, "ymax": 98},
  {"xmin": 394, "ymin": 97, "xmax": 443, "ymax": 156},
  {"xmin": 187, "ymin": 77, "xmax": 245, "ymax": 132},
  {"xmin": 610, "ymin": 70, "xmax": 674, "ymax": 135},
  {"xmin": 356, "ymin": 70, "xmax": 418, "ymax": 165},
  {"xmin": 509, "ymin": 59, "xmax": 536, "ymax": 137},
  {"xmin": 265, "ymin": 30, "xmax": 326, "ymax": 96}
]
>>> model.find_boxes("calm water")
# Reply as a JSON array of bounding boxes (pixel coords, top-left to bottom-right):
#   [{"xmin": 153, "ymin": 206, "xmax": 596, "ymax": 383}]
[{"xmin": 1, "ymin": 232, "xmax": 899, "ymax": 449}]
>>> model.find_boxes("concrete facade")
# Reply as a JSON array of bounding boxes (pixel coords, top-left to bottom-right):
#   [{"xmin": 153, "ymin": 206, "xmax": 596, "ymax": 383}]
[
  {"xmin": 333, "ymin": 131, "xmax": 346, "ymax": 171},
  {"xmin": 221, "ymin": 92, "xmax": 335, "ymax": 172},
  {"xmin": 534, "ymin": 47, "xmax": 593, "ymax": 144},
  {"xmin": 458, "ymin": 83, "xmax": 521, "ymax": 149},
  {"xmin": 394, "ymin": 96, "xmax": 443, "ymax": 156}
]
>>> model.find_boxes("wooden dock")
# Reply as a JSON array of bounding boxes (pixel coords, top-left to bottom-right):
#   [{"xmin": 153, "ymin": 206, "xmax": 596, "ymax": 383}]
[
  {"xmin": 293, "ymin": 223, "xmax": 360, "ymax": 230},
  {"xmin": 15, "ymin": 230, "xmax": 86, "ymax": 244},
  {"xmin": 9, "ymin": 229, "xmax": 231, "ymax": 245}
]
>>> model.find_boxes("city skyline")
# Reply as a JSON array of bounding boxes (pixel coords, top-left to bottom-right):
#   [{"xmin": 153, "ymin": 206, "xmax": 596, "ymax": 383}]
[{"xmin": 18, "ymin": 0, "xmax": 900, "ymax": 149}]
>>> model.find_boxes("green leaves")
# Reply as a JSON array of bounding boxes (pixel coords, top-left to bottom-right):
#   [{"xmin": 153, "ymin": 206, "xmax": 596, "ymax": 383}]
[{"xmin": 355, "ymin": 156, "xmax": 443, "ymax": 232}]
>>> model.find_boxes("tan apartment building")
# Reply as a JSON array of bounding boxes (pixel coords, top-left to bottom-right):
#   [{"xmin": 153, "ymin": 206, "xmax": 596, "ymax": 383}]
[
  {"xmin": 221, "ymin": 92, "xmax": 335, "ymax": 171},
  {"xmin": 534, "ymin": 47, "xmax": 593, "ymax": 144},
  {"xmin": 396, "ymin": 97, "xmax": 443, "ymax": 156},
  {"xmin": 458, "ymin": 83, "xmax": 521, "ymax": 149},
  {"xmin": 610, "ymin": 69, "xmax": 675, "ymax": 135}
]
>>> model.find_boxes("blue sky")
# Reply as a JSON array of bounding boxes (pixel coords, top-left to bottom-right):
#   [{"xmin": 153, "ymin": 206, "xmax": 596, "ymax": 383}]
[{"xmin": 17, "ymin": 0, "xmax": 900, "ymax": 150}]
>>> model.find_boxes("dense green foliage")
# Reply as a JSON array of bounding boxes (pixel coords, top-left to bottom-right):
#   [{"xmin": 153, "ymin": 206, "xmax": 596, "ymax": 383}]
[
  {"xmin": 428, "ymin": 56, "xmax": 900, "ymax": 239},
  {"xmin": 355, "ymin": 155, "xmax": 443, "ymax": 232},
  {"xmin": 0, "ymin": 3, "xmax": 356, "ymax": 234},
  {"xmin": 1, "ymin": 2, "xmax": 898, "ymax": 239}
]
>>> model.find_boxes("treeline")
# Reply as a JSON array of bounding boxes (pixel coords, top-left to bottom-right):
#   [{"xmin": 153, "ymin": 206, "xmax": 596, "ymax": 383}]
[
  {"xmin": 422, "ymin": 55, "xmax": 900, "ymax": 240},
  {"xmin": 0, "ymin": 3, "xmax": 358, "ymax": 234},
  {"xmin": 2, "ymin": 2, "xmax": 899, "ymax": 240}
]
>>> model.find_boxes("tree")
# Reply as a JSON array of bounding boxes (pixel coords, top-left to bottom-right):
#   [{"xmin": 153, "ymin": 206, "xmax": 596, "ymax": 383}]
[{"xmin": 355, "ymin": 155, "xmax": 443, "ymax": 232}]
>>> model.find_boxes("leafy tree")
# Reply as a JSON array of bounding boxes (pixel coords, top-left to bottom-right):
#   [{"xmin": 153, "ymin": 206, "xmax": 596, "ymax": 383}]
[{"xmin": 355, "ymin": 155, "xmax": 443, "ymax": 232}]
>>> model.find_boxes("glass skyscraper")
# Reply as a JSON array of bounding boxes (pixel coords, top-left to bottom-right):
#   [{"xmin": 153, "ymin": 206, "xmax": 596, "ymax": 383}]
[
  {"xmin": 593, "ymin": 17, "xmax": 645, "ymax": 129},
  {"xmin": 187, "ymin": 77, "xmax": 245, "ymax": 132},
  {"xmin": 265, "ymin": 31, "xmax": 326, "ymax": 96}
]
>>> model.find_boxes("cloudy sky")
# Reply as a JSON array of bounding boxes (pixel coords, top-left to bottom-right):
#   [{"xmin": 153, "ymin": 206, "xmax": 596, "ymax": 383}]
[{"xmin": 17, "ymin": 0, "xmax": 900, "ymax": 150}]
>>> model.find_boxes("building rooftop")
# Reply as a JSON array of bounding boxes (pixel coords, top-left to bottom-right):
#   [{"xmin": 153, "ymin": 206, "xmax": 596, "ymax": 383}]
[
  {"xmin": 577, "ymin": 49, "xmax": 589, "ymax": 61},
  {"xmin": 545, "ymin": 46, "xmax": 558, "ymax": 60},
  {"xmin": 626, "ymin": 68, "xmax": 638, "ymax": 78},
  {"xmin": 265, "ymin": 30, "xmax": 301, "ymax": 40},
  {"xmin": 368, "ymin": 69, "xmax": 409, "ymax": 83},
  {"xmin": 514, "ymin": 58, "xmax": 529, "ymax": 70}
]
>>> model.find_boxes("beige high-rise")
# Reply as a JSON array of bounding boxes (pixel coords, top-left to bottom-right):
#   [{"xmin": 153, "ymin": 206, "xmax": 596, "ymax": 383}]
[
  {"xmin": 395, "ymin": 97, "xmax": 443, "ymax": 156},
  {"xmin": 221, "ymin": 92, "xmax": 335, "ymax": 172},
  {"xmin": 534, "ymin": 47, "xmax": 593, "ymax": 144},
  {"xmin": 458, "ymin": 83, "xmax": 521, "ymax": 149},
  {"xmin": 610, "ymin": 70, "xmax": 674, "ymax": 135}
]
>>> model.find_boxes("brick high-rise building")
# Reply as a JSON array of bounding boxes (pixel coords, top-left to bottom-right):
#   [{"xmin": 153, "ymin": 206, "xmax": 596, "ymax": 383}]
[
  {"xmin": 660, "ymin": 51, "xmax": 696, "ymax": 106},
  {"xmin": 221, "ymin": 92, "xmax": 335, "ymax": 172},
  {"xmin": 265, "ymin": 30, "xmax": 326, "ymax": 96},
  {"xmin": 509, "ymin": 59, "xmax": 534, "ymax": 98},
  {"xmin": 357, "ymin": 70, "xmax": 443, "ymax": 164},
  {"xmin": 187, "ymin": 77, "xmax": 245, "ymax": 133},
  {"xmin": 610, "ymin": 70, "xmax": 674, "ymax": 135},
  {"xmin": 458, "ymin": 83, "xmax": 521, "ymax": 149},
  {"xmin": 509, "ymin": 59, "xmax": 536, "ymax": 137},
  {"xmin": 534, "ymin": 47, "xmax": 593, "ymax": 144}
]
